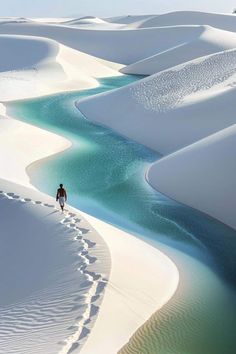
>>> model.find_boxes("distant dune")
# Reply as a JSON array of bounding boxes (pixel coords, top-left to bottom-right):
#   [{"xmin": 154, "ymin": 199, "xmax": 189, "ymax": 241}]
[
  {"xmin": 121, "ymin": 26, "xmax": 236, "ymax": 75},
  {"xmin": 0, "ymin": 22, "xmax": 206, "ymax": 64},
  {"xmin": 137, "ymin": 11, "xmax": 236, "ymax": 32},
  {"xmin": 0, "ymin": 34, "xmax": 121, "ymax": 100}
]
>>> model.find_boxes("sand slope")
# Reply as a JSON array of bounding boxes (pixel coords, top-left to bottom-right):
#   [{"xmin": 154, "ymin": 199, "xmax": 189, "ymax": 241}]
[
  {"xmin": 147, "ymin": 125, "xmax": 236, "ymax": 230},
  {"xmin": 61, "ymin": 16, "xmax": 124, "ymax": 30},
  {"xmin": 0, "ymin": 178, "xmax": 110, "ymax": 353},
  {"xmin": 0, "ymin": 34, "xmax": 121, "ymax": 101},
  {"xmin": 78, "ymin": 212, "xmax": 179, "ymax": 354},
  {"xmin": 105, "ymin": 15, "xmax": 155, "ymax": 25},
  {"xmin": 0, "ymin": 103, "xmax": 71, "ymax": 186},
  {"xmin": 77, "ymin": 48, "xmax": 236, "ymax": 155},
  {"xmin": 2, "ymin": 14, "xmax": 236, "ymax": 69},
  {"xmin": 0, "ymin": 22, "xmax": 206, "ymax": 64},
  {"xmin": 122, "ymin": 26, "xmax": 236, "ymax": 75},
  {"xmin": 137, "ymin": 11, "xmax": 236, "ymax": 32}
]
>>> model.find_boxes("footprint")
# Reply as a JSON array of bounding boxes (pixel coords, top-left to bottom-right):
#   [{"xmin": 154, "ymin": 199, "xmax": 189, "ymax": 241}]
[
  {"xmin": 68, "ymin": 342, "xmax": 80, "ymax": 354},
  {"xmin": 84, "ymin": 271, "xmax": 101, "ymax": 281},
  {"xmin": 96, "ymin": 280, "xmax": 107, "ymax": 295},
  {"xmin": 91, "ymin": 294, "xmax": 100, "ymax": 303},
  {"xmin": 89, "ymin": 304, "xmax": 99, "ymax": 317},
  {"xmin": 73, "ymin": 218, "xmax": 81, "ymax": 223},
  {"xmin": 35, "ymin": 201, "xmax": 42, "ymax": 205},
  {"xmin": 62, "ymin": 217, "xmax": 72, "ymax": 224},
  {"xmin": 5, "ymin": 193, "xmax": 20, "ymax": 199},
  {"xmin": 12, "ymin": 195, "xmax": 20, "ymax": 199},
  {"xmin": 84, "ymin": 318, "xmax": 91, "ymax": 326},
  {"xmin": 86, "ymin": 255, "xmax": 97, "ymax": 264},
  {"xmin": 6, "ymin": 192, "xmax": 15, "ymax": 197},
  {"xmin": 84, "ymin": 239, "xmax": 96, "ymax": 248},
  {"xmin": 78, "ymin": 227, "xmax": 90, "ymax": 235},
  {"xmin": 78, "ymin": 327, "xmax": 90, "ymax": 341},
  {"xmin": 22, "ymin": 198, "xmax": 31, "ymax": 202}
]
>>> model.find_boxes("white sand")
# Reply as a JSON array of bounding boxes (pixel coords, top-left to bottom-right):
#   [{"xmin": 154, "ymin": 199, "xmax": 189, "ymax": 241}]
[
  {"xmin": 121, "ymin": 26, "xmax": 236, "ymax": 75},
  {"xmin": 0, "ymin": 34, "xmax": 122, "ymax": 101},
  {"xmin": 0, "ymin": 107, "xmax": 179, "ymax": 352},
  {"xmin": 0, "ymin": 21, "xmax": 209, "ymax": 65},
  {"xmin": 78, "ymin": 48, "xmax": 236, "ymax": 155},
  {"xmin": 0, "ymin": 177, "xmax": 111, "ymax": 354},
  {"xmin": 147, "ymin": 125, "xmax": 236, "ymax": 230},
  {"xmin": 0, "ymin": 15, "xmax": 179, "ymax": 351},
  {"xmin": 0, "ymin": 104, "xmax": 71, "ymax": 186},
  {"xmin": 137, "ymin": 11, "xmax": 236, "ymax": 32},
  {"xmin": 79, "ymin": 213, "xmax": 179, "ymax": 354},
  {"xmin": 5, "ymin": 10, "xmax": 236, "ymax": 351}
]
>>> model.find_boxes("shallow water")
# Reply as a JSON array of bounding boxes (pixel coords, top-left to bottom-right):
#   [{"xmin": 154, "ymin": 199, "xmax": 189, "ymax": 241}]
[{"xmin": 8, "ymin": 76, "xmax": 236, "ymax": 353}]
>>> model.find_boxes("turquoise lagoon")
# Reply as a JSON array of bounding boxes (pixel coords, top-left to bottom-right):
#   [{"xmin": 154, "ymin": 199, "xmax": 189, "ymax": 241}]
[{"xmin": 8, "ymin": 76, "xmax": 236, "ymax": 354}]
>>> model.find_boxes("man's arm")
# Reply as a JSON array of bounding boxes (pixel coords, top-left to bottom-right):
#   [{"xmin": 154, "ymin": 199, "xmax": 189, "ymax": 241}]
[
  {"xmin": 56, "ymin": 189, "xmax": 59, "ymax": 201},
  {"xmin": 64, "ymin": 189, "xmax": 67, "ymax": 201}
]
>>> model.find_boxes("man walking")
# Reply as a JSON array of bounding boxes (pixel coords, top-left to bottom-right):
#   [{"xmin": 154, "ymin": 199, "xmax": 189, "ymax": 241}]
[{"xmin": 56, "ymin": 183, "xmax": 67, "ymax": 212}]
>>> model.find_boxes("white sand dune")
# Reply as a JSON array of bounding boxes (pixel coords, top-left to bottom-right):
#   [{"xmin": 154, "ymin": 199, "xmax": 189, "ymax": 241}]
[
  {"xmin": 32, "ymin": 18, "xmax": 73, "ymax": 23},
  {"xmin": 137, "ymin": 11, "xmax": 236, "ymax": 32},
  {"xmin": 147, "ymin": 125, "xmax": 236, "ymax": 230},
  {"xmin": 0, "ymin": 17, "xmax": 31, "ymax": 25},
  {"xmin": 0, "ymin": 35, "xmax": 58, "ymax": 72},
  {"xmin": 0, "ymin": 103, "xmax": 71, "ymax": 186},
  {"xmin": 0, "ymin": 34, "xmax": 121, "ymax": 101},
  {"xmin": 0, "ymin": 176, "xmax": 178, "ymax": 354},
  {"xmin": 122, "ymin": 26, "xmax": 236, "ymax": 75},
  {"xmin": 63, "ymin": 17, "xmax": 108, "ymax": 25},
  {"xmin": 3, "ymin": 15, "xmax": 236, "ymax": 69},
  {"xmin": 60, "ymin": 17, "xmax": 125, "ymax": 30},
  {"xmin": 0, "ymin": 22, "xmax": 205, "ymax": 64},
  {"xmin": 2, "ymin": 12, "xmax": 236, "ymax": 66},
  {"xmin": 79, "ymin": 212, "xmax": 179, "ymax": 354},
  {"xmin": 77, "ymin": 48, "xmax": 236, "ymax": 155},
  {"xmin": 105, "ymin": 15, "xmax": 155, "ymax": 25},
  {"xmin": 0, "ymin": 177, "xmax": 110, "ymax": 354}
]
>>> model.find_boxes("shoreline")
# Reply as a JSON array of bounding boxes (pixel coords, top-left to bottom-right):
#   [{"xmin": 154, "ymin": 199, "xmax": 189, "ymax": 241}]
[{"xmin": 1, "ymin": 98, "xmax": 179, "ymax": 353}]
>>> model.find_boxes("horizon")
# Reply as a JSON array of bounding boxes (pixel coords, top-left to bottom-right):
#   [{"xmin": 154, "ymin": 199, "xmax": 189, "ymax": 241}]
[{"xmin": 1, "ymin": 0, "xmax": 236, "ymax": 18}]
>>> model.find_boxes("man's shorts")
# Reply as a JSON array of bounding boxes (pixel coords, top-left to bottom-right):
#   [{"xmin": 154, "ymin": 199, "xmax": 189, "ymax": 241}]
[{"xmin": 59, "ymin": 197, "xmax": 65, "ymax": 206}]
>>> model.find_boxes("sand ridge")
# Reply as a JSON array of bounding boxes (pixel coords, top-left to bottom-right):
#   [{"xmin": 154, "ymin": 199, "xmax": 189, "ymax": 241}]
[{"xmin": 0, "ymin": 179, "xmax": 110, "ymax": 353}]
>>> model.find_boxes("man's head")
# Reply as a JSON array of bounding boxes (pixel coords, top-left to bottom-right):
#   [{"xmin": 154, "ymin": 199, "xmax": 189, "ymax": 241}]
[{"xmin": 60, "ymin": 183, "xmax": 63, "ymax": 188}]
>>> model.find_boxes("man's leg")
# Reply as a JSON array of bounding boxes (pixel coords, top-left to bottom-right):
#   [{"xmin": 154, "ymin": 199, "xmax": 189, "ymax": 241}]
[{"xmin": 60, "ymin": 201, "xmax": 64, "ymax": 211}]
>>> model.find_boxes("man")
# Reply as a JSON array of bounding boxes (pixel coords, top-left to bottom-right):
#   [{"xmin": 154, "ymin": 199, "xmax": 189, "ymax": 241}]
[{"xmin": 56, "ymin": 183, "xmax": 67, "ymax": 212}]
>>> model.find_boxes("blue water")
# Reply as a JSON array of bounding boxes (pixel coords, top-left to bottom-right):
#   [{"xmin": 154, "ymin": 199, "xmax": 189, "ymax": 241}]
[{"xmin": 8, "ymin": 76, "xmax": 236, "ymax": 354}]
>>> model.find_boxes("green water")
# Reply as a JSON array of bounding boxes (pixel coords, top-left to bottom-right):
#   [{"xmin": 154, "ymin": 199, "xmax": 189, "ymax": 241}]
[{"xmin": 8, "ymin": 76, "xmax": 236, "ymax": 354}]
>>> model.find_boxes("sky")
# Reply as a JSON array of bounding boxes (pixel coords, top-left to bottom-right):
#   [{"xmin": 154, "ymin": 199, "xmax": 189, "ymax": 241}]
[{"xmin": 1, "ymin": 0, "xmax": 236, "ymax": 18}]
